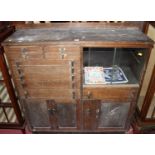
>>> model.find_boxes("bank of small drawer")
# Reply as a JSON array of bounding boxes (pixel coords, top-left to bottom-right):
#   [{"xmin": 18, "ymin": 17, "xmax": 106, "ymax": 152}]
[
  {"xmin": 4, "ymin": 45, "xmax": 81, "ymax": 60},
  {"xmin": 10, "ymin": 58, "xmax": 81, "ymax": 87}
]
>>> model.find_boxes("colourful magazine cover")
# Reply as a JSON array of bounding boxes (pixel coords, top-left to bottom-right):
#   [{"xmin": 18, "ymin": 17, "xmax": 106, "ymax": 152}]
[{"xmin": 84, "ymin": 66, "xmax": 128, "ymax": 84}]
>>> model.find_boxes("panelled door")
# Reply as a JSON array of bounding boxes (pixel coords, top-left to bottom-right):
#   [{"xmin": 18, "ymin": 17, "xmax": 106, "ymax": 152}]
[
  {"xmin": 82, "ymin": 99, "xmax": 131, "ymax": 131},
  {"xmin": 22, "ymin": 99, "xmax": 80, "ymax": 131}
]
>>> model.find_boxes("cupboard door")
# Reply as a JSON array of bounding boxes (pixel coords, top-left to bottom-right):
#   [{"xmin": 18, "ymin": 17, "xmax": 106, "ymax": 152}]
[
  {"xmin": 47, "ymin": 100, "xmax": 79, "ymax": 130},
  {"xmin": 57, "ymin": 103, "xmax": 77, "ymax": 128},
  {"xmin": 83, "ymin": 100, "xmax": 100, "ymax": 130},
  {"xmin": 22, "ymin": 99, "xmax": 51, "ymax": 129},
  {"xmin": 23, "ymin": 99, "xmax": 79, "ymax": 131},
  {"xmin": 82, "ymin": 100, "xmax": 130, "ymax": 131},
  {"xmin": 98, "ymin": 102, "xmax": 130, "ymax": 128}
]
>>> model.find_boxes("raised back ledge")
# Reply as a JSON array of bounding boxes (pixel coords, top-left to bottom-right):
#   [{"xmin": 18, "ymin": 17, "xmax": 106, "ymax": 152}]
[{"xmin": 14, "ymin": 22, "xmax": 144, "ymax": 30}]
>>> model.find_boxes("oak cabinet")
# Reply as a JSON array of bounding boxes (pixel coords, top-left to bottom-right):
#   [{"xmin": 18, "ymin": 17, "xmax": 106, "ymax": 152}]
[{"xmin": 2, "ymin": 25, "xmax": 153, "ymax": 133}]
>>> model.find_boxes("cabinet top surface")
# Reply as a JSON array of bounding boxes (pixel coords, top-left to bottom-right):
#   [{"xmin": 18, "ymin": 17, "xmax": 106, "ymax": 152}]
[{"xmin": 2, "ymin": 27, "xmax": 154, "ymax": 46}]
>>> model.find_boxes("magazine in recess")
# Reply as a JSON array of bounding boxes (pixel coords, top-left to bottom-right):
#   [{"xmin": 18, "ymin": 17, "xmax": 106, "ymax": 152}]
[{"xmin": 84, "ymin": 66, "xmax": 128, "ymax": 84}]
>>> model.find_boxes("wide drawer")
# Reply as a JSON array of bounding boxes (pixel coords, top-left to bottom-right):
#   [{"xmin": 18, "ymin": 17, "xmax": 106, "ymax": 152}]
[
  {"xmin": 83, "ymin": 86, "xmax": 138, "ymax": 102},
  {"xmin": 17, "ymin": 87, "xmax": 81, "ymax": 103}
]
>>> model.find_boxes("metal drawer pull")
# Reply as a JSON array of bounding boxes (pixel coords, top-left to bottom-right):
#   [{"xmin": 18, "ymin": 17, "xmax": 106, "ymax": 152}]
[
  {"xmin": 72, "ymin": 91, "xmax": 76, "ymax": 99},
  {"xmin": 59, "ymin": 48, "xmax": 67, "ymax": 59},
  {"xmin": 15, "ymin": 62, "xmax": 25, "ymax": 79},
  {"xmin": 72, "ymin": 83, "xmax": 75, "ymax": 89},
  {"xmin": 71, "ymin": 75, "xmax": 75, "ymax": 79},
  {"xmin": 21, "ymin": 48, "xmax": 28, "ymax": 59},
  {"xmin": 69, "ymin": 60, "xmax": 76, "ymax": 100},
  {"xmin": 70, "ymin": 60, "xmax": 75, "ymax": 80},
  {"xmin": 15, "ymin": 62, "xmax": 20, "ymax": 68},
  {"xmin": 15, "ymin": 61, "xmax": 28, "ymax": 98}
]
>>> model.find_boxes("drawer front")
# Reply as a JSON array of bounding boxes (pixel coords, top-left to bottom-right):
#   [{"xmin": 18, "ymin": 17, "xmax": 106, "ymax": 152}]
[
  {"xmin": 4, "ymin": 46, "xmax": 44, "ymax": 60},
  {"xmin": 44, "ymin": 46, "xmax": 80, "ymax": 60},
  {"xmin": 18, "ymin": 88, "xmax": 80, "ymax": 102},
  {"xmin": 4, "ymin": 45, "xmax": 80, "ymax": 60},
  {"xmin": 83, "ymin": 87, "xmax": 138, "ymax": 102}
]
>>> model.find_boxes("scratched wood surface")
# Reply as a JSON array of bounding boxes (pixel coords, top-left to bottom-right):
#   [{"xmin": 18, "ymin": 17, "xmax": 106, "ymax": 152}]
[{"xmin": 2, "ymin": 28, "xmax": 153, "ymax": 45}]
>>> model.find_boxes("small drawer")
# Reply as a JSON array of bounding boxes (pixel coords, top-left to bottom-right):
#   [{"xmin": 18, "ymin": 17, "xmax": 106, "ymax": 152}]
[
  {"xmin": 83, "ymin": 86, "xmax": 138, "ymax": 102},
  {"xmin": 43, "ymin": 46, "xmax": 80, "ymax": 60},
  {"xmin": 4, "ymin": 46, "xmax": 44, "ymax": 60}
]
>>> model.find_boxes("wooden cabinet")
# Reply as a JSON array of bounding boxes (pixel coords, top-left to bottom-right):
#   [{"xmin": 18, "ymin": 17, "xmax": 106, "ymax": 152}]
[{"xmin": 2, "ymin": 24, "xmax": 153, "ymax": 133}]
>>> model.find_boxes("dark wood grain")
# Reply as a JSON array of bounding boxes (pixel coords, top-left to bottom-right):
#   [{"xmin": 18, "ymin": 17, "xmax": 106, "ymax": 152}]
[
  {"xmin": 2, "ymin": 27, "xmax": 153, "ymax": 47},
  {"xmin": 83, "ymin": 86, "xmax": 138, "ymax": 102},
  {"xmin": 2, "ymin": 24, "xmax": 153, "ymax": 133},
  {"xmin": 82, "ymin": 99, "xmax": 100, "ymax": 130}
]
